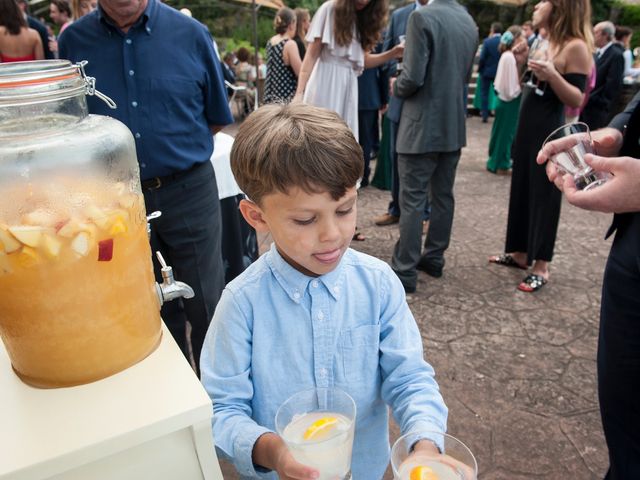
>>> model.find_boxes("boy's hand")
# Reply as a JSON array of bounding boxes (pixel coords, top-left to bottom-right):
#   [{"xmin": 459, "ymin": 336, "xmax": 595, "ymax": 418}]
[
  {"xmin": 403, "ymin": 439, "xmax": 476, "ymax": 480},
  {"xmin": 273, "ymin": 447, "xmax": 320, "ymax": 480},
  {"xmin": 252, "ymin": 432, "xmax": 319, "ymax": 480}
]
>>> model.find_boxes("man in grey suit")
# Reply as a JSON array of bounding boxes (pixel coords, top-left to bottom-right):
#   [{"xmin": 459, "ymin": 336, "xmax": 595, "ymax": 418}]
[
  {"xmin": 373, "ymin": 0, "xmax": 429, "ymax": 226},
  {"xmin": 391, "ymin": 0, "xmax": 477, "ymax": 293}
]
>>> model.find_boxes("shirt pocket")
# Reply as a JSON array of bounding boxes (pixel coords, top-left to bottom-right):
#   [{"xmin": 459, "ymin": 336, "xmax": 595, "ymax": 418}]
[
  {"xmin": 339, "ymin": 324, "xmax": 381, "ymax": 385},
  {"xmin": 149, "ymin": 77, "xmax": 202, "ymax": 135}
]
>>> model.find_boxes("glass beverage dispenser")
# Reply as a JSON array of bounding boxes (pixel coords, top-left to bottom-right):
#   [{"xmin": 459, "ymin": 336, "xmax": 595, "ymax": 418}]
[{"xmin": 0, "ymin": 60, "xmax": 192, "ymax": 388}]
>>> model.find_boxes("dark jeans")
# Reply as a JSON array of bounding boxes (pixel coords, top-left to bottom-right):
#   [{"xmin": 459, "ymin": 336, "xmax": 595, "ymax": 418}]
[
  {"xmin": 388, "ymin": 119, "xmax": 430, "ymax": 220},
  {"xmin": 143, "ymin": 161, "xmax": 224, "ymax": 376},
  {"xmin": 599, "ymin": 214, "xmax": 640, "ymax": 480}
]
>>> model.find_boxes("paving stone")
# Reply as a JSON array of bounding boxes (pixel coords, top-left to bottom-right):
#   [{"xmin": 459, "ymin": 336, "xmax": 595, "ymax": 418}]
[{"xmin": 519, "ymin": 309, "xmax": 591, "ymax": 346}]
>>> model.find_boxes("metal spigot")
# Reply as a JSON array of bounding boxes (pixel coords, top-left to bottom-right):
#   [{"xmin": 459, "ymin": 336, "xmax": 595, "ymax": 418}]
[{"xmin": 154, "ymin": 251, "xmax": 195, "ymax": 306}]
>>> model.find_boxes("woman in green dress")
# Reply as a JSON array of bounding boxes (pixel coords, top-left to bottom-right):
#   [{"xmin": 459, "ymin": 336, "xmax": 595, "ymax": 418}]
[{"xmin": 486, "ymin": 26, "xmax": 527, "ymax": 173}]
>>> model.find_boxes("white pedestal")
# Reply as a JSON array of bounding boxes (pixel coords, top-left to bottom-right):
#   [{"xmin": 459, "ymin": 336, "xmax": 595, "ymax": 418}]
[{"xmin": 0, "ymin": 324, "xmax": 224, "ymax": 480}]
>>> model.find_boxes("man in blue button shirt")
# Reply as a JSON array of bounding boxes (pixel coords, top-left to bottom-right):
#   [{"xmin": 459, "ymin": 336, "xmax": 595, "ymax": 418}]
[{"xmin": 59, "ymin": 0, "xmax": 233, "ymax": 375}]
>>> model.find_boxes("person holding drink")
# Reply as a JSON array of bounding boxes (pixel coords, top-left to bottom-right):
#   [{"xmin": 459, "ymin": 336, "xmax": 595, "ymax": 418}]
[
  {"xmin": 200, "ymin": 103, "xmax": 449, "ymax": 480},
  {"xmin": 293, "ymin": 0, "xmax": 404, "ymax": 140},
  {"xmin": 489, "ymin": 0, "xmax": 593, "ymax": 292},
  {"xmin": 537, "ymin": 97, "xmax": 640, "ymax": 479}
]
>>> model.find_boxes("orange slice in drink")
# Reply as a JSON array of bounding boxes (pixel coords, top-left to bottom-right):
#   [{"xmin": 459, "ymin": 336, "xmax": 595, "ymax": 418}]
[
  {"xmin": 303, "ymin": 416, "xmax": 338, "ymax": 441},
  {"xmin": 410, "ymin": 465, "xmax": 439, "ymax": 480}
]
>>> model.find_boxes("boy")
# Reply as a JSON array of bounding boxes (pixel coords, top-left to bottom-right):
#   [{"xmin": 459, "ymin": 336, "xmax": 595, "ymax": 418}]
[{"xmin": 200, "ymin": 103, "xmax": 447, "ymax": 479}]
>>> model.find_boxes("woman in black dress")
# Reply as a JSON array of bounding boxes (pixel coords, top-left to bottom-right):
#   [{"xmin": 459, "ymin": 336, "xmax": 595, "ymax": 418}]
[
  {"xmin": 264, "ymin": 7, "xmax": 302, "ymax": 104},
  {"xmin": 489, "ymin": 0, "xmax": 594, "ymax": 292}
]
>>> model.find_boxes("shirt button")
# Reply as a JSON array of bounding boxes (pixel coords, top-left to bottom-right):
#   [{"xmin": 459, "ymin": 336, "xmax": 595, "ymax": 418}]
[
  {"xmin": 333, "ymin": 286, "xmax": 339, "ymax": 294},
  {"xmin": 293, "ymin": 292, "xmax": 300, "ymax": 300},
  {"xmin": 319, "ymin": 368, "xmax": 327, "ymax": 378},
  {"xmin": 126, "ymin": 39, "xmax": 132, "ymax": 44},
  {"xmin": 131, "ymin": 101, "xmax": 138, "ymax": 107},
  {"xmin": 129, "ymin": 70, "xmax": 134, "ymax": 76},
  {"xmin": 135, "ymin": 132, "xmax": 141, "ymax": 139},
  {"xmin": 140, "ymin": 163, "xmax": 146, "ymax": 168},
  {"xmin": 312, "ymin": 280, "xmax": 319, "ymax": 288},
  {"xmin": 317, "ymin": 311, "xmax": 324, "ymax": 320}
]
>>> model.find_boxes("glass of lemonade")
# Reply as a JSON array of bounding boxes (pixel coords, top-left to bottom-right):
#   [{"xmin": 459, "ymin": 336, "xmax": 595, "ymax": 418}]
[
  {"xmin": 275, "ymin": 387, "xmax": 356, "ymax": 480},
  {"xmin": 391, "ymin": 431, "xmax": 477, "ymax": 480}
]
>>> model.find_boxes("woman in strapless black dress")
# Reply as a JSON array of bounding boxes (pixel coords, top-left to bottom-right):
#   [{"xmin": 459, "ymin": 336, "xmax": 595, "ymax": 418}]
[{"xmin": 489, "ymin": 0, "xmax": 594, "ymax": 292}]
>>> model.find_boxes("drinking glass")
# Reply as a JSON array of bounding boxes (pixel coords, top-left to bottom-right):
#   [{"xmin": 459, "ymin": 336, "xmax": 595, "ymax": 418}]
[
  {"xmin": 543, "ymin": 122, "xmax": 609, "ymax": 191},
  {"xmin": 391, "ymin": 431, "xmax": 477, "ymax": 480},
  {"xmin": 275, "ymin": 387, "xmax": 356, "ymax": 480},
  {"xmin": 522, "ymin": 37, "xmax": 549, "ymax": 95},
  {"xmin": 396, "ymin": 35, "xmax": 407, "ymax": 75}
]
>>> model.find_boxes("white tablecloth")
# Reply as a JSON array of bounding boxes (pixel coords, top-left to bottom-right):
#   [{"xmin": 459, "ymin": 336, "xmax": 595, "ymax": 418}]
[{"xmin": 211, "ymin": 133, "xmax": 242, "ymax": 200}]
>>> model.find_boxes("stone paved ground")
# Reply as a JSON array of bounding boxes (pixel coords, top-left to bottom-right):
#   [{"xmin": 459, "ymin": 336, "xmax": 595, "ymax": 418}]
[{"xmin": 219, "ymin": 115, "xmax": 612, "ymax": 479}]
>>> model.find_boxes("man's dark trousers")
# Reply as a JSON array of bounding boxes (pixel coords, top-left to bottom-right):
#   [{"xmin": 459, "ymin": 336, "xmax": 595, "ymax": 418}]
[
  {"xmin": 144, "ymin": 161, "xmax": 224, "ymax": 376},
  {"xmin": 599, "ymin": 214, "xmax": 640, "ymax": 480}
]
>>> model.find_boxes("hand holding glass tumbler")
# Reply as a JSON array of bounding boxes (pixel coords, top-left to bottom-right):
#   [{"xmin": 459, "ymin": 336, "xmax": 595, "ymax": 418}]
[
  {"xmin": 391, "ymin": 431, "xmax": 477, "ymax": 480},
  {"xmin": 542, "ymin": 122, "xmax": 609, "ymax": 191},
  {"xmin": 275, "ymin": 387, "xmax": 356, "ymax": 480}
]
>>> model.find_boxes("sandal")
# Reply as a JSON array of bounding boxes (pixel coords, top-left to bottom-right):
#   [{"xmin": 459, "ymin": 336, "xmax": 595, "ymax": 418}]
[
  {"xmin": 489, "ymin": 254, "xmax": 527, "ymax": 270},
  {"xmin": 517, "ymin": 274, "xmax": 547, "ymax": 292}
]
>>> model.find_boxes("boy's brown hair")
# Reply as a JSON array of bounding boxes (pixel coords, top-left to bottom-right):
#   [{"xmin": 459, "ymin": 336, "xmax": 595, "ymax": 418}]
[{"xmin": 230, "ymin": 103, "xmax": 363, "ymax": 206}]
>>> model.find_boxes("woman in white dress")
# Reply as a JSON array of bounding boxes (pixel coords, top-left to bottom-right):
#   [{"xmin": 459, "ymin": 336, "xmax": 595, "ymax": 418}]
[{"xmin": 294, "ymin": 0, "xmax": 403, "ymax": 141}]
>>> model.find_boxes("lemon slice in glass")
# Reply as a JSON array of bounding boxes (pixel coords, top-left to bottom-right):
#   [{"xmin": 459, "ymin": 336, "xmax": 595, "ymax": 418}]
[
  {"xmin": 303, "ymin": 416, "xmax": 338, "ymax": 441},
  {"xmin": 410, "ymin": 465, "xmax": 439, "ymax": 480}
]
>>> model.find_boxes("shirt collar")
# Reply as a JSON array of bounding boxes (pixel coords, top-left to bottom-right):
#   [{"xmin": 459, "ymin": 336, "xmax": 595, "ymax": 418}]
[
  {"xmin": 598, "ymin": 41, "xmax": 613, "ymax": 57},
  {"xmin": 266, "ymin": 243, "xmax": 345, "ymax": 303},
  {"xmin": 98, "ymin": 0, "xmax": 157, "ymax": 34}
]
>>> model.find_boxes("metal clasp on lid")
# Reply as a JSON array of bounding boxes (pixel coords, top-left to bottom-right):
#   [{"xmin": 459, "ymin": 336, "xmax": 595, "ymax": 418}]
[{"xmin": 77, "ymin": 61, "xmax": 117, "ymax": 110}]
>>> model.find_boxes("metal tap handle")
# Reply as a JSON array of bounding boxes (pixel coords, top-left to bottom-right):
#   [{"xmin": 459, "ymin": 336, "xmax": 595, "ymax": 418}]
[
  {"xmin": 155, "ymin": 250, "xmax": 168, "ymax": 269},
  {"xmin": 153, "ymin": 251, "xmax": 195, "ymax": 306},
  {"xmin": 155, "ymin": 251, "xmax": 174, "ymax": 283}
]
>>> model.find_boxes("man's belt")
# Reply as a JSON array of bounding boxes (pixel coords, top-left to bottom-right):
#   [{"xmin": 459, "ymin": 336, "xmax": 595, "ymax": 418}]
[{"xmin": 141, "ymin": 161, "xmax": 207, "ymax": 190}]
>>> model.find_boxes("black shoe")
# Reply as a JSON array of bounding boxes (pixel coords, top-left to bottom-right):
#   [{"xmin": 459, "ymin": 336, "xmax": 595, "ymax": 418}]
[
  {"xmin": 417, "ymin": 257, "xmax": 443, "ymax": 278},
  {"xmin": 482, "ymin": 117, "xmax": 488, "ymax": 123},
  {"xmin": 403, "ymin": 282, "xmax": 416, "ymax": 294}
]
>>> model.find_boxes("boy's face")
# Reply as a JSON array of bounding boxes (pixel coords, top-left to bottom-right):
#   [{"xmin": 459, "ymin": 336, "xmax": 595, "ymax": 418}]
[{"xmin": 240, "ymin": 186, "xmax": 358, "ymax": 277}]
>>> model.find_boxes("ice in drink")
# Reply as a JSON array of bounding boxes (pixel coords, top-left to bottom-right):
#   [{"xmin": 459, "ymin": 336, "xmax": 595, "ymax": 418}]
[
  {"xmin": 0, "ymin": 177, "xmax": 161, "ymax": 387},
  {"xmin": 282, "ymin": 411, "xmax": 354, "ymax": 480}
]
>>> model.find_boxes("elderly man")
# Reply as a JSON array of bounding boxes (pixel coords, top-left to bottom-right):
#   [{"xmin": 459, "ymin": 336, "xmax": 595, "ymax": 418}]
[
  {"xmin": 390, "ymin": 0, "xmax": 477, "ymax": 293},
  {"xmin": 59, "ymin": 0, "xmax": 233, "ymax": 375},
  {"xmin": 580, "ymin": 21, "xmax": 625, "ymax": 130}
]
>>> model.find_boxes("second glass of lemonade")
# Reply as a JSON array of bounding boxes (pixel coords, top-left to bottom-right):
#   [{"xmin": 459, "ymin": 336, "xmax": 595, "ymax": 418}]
[{"xmin": 275, "ymin": 387, "xmax": 356, "ymax": 480}]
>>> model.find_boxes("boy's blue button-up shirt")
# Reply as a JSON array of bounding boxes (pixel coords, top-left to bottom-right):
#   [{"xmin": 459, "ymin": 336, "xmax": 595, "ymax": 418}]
[
  {"xmin": 201, "ymin": 244, "xmax": 448, "ymax": 479},
  {"xmin": 58, "ymin": 0, "xmax": 233, "ymax": 180}
]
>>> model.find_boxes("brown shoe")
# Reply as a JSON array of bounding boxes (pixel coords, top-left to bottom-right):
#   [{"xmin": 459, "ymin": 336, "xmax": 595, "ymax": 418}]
[{"xmin": 374, "ymin": 213, "xmax": 400, "ymax": 226}]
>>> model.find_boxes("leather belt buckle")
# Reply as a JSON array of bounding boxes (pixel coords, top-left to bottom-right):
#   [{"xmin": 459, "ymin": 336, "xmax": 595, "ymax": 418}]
[{"xmin": 143, "ymin": 177, "xmax": 162, "ymax": 190}]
